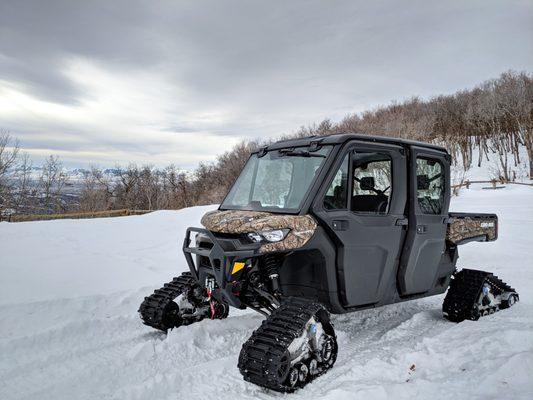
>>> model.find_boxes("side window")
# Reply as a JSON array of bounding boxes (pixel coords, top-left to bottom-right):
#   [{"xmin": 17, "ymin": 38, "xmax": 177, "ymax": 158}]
[
  {"xmin": 416, "ymin": 157, "xmax": 444, "ymax": 214},
  {"xmin": 324, "ymin": 154, "xmax": 348, "ymax": 210},
  {"xmin": 352, "ymin": 152, "xmax": 392, "ymax": 214}
]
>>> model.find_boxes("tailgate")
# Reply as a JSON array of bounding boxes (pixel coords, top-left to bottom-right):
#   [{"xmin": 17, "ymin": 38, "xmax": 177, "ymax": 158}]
[{"xmin": 447, "ymin": 213, "xmax": 498, "ymax": 245}]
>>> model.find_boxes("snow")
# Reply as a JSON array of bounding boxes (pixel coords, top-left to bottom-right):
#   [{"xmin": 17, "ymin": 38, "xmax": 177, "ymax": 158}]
[
  {"xmin": 1, "ymin": 186, "xmax": 532, "ymax": 400},
  {"xmin": 0, "ymin": 205, "xmax": 217, "ymax": 305}
]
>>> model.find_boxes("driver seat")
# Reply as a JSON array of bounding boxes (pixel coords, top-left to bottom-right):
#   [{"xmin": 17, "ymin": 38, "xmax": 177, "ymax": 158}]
[{"xmin": 352, "ymin": 176, "xmax": 389, "ymax": 213}]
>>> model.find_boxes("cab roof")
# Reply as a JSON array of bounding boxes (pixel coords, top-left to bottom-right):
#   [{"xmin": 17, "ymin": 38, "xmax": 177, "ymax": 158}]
[{"xmin": 264, "ymin": 133, "xmax": 448, "ymax": 154}]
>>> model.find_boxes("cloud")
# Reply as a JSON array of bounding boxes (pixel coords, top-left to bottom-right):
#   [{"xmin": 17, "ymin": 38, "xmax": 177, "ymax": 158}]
[{"xmin": 0, "ymin": 0, "xmax": 532, "ymax": 167}]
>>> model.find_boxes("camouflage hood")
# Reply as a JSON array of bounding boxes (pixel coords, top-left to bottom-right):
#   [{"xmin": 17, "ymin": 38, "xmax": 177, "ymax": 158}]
[{"xmin": 201, "ymin": 210, "xmax": 317, "ymax": 253}]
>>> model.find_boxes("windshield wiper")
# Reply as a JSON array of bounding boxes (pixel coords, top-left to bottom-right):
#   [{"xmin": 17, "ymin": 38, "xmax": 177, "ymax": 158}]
[{"xmin": 278, "ymin": 149, "xmax": 326, "ymax": 158}]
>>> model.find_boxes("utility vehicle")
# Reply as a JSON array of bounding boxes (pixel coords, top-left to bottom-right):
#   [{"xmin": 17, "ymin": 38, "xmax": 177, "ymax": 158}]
[{"xmin": 139, "ymin": 133, "xmax": 518, "ymax": 392}]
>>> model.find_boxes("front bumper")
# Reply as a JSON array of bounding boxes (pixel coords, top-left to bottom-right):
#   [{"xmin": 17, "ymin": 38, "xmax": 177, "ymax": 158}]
[{"xmin": 182, "ymin": 227, "xmax": 261, "ymax": 307}]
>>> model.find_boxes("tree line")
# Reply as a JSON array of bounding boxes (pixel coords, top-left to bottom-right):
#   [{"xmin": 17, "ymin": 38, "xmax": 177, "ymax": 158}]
[
  {"xmin": 297, "ymin": 71, "xmax": 532, "ymax": 181},
  {"xmin": 0, "ymin": 70, "xmax": 531, "ymax": 216},
  {"xmin": 0, "ymin": 135, "xmax": 71, "ymax": 214}
]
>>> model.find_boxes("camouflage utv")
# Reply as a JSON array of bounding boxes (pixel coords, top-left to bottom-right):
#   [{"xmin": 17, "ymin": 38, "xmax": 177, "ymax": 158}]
[{"xmin": 139, "ymin": 133, "xmax": 518, "ymax": 392}]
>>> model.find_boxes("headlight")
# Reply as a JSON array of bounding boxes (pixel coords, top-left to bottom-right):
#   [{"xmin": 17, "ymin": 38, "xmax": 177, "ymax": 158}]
[
  {"xmin": 246, "ymin": 229, "xmax": 290, "ymax": 243},
  {"xmin": 262, "ymin": 229, "xmax": 288, "ymax": 242},
  {"xmin": 247, "ymin": 232, "xmax": 263, "ymax": 242}
]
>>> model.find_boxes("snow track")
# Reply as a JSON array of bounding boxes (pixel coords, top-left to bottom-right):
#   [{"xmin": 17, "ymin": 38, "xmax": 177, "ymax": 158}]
[{"xmin": 1, "ymin": 186, "xmax": 532, "ymax": 399}]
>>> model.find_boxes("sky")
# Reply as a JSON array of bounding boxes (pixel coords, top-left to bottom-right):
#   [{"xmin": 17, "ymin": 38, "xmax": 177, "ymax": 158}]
[{"xmin": 1, "ymin": 0, "xmax": 532, "ymax": 169}]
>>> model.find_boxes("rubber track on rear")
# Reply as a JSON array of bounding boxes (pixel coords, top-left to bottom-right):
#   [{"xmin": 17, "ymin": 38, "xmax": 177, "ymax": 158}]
[
  {"xmin": 238, "ymin": 297, "xmax": 336, "ymax": 393},
  {"xmin": 443, "ymin": 268, "xmax": 517, "ymax": 322},
  {"xmin": 138, "ymin": 272, "xmax": 196, "ymax": 331}
]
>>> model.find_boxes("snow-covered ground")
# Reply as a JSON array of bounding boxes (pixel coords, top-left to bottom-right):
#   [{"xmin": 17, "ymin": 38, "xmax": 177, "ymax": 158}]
[
  {"xmin": 1, "ymin": 186, "xmax": 532, "ymax": 400},
  {"xmin": 450, "ymin": 144, "xmax": 530, "ymax": 184}
]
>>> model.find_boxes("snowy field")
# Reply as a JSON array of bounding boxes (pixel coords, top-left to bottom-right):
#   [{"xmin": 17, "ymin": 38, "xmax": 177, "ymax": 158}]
[{"xmin": 1, "ymin": 185, "xmax": 533, "ymax": 400}]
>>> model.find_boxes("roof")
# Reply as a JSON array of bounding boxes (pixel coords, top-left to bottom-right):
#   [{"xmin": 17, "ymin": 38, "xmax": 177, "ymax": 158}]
[{"xmin": 265, "ymin": 133, "xmax": 448, "ymax": 153}]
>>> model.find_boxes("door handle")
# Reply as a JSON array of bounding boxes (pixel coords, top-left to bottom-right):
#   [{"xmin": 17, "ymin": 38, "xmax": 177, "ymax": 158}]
[
  {"xmin": 416, "ymin": 225, "xmax": 427, "ymax": 234},
  {"xmin": 395, "ymin": 218, "xmax": 408, "ymax": 226}
]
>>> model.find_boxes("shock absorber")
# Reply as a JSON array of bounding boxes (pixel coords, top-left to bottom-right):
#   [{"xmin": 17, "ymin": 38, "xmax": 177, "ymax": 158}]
[{"xmin": 263, "ymin": 254, "xmax": 281, "ymax": 295}]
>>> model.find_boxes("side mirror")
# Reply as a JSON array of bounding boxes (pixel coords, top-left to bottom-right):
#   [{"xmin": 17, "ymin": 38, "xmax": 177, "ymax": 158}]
[
  {"xmin": 417, "ymin": 174, "xmax": 430, "ymax": 190},
  {"xmin": 360, "ymin": 176, "xmax": 375, "ymax": 191}
]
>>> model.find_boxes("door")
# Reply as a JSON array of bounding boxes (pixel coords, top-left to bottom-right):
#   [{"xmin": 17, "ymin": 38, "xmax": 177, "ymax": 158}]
[
  {"xmin": 314, "ymin": 142, "xmax": 407, "ymax": 307},
  {"xmin": 397, "ymin": 147, "xmax": 450, "ymax": 296}
]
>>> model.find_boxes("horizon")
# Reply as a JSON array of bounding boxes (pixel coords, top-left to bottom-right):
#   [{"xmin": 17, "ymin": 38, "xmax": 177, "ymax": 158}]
[{"xmin": 1, "ymin": 0, "xmax": 532, "ymax": 169}]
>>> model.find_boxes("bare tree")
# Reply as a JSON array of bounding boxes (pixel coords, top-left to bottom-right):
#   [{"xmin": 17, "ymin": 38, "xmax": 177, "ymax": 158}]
[
  {"xmin": 79, "ymin": 167, "xmax": 114, "ymax": 212},
  {"xmin": 39, "ymin": 155, "xmax": 69, "ymax": 212},
  {"xmin": 138, "ymin": 165, "xmax": 161, "ymax": 210},
  {"xmin": 115, "ymin": 164, "xmax": 140, "ymax": 209},
  {"xmin": 165, "ymin": 165, "xmax": 192, "ymax": 208},
  {"xmin": 14, "ymin": 152, "xmax": 34, "ymax": 212},
  {"xmin": 0, "ymin": 131, "xmax": 20, "ymax": 208}
]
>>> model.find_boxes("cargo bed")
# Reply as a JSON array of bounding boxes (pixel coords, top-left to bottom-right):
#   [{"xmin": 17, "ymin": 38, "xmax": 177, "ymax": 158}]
[{"xmin": 446, "ymin": 213, "xmax": 498, "ymax": 245}]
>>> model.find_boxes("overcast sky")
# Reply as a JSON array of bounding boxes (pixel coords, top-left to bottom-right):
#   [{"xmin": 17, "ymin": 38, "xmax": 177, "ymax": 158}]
[{"xmin": 1, "ymin": 0, "xmax": 532, "ymax": 168}]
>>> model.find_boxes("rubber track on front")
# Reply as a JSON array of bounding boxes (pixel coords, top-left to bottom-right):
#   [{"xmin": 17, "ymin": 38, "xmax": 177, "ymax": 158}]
[
  {"xmin": 443, "ymin": 268, "xmax": 517, "ymax": 322},
  {"xmin": 238, "ymin": 297, "xmax": 336, "ymax": 393},
  {"xmin": 138, "ymin": 272, "xmax": 196, "ymax": 331}
]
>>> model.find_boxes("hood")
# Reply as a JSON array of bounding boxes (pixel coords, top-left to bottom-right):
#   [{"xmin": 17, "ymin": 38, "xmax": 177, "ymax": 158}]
[{"xmin": 201, "ymin": 209, "xmax": 317, "ymax": 253}]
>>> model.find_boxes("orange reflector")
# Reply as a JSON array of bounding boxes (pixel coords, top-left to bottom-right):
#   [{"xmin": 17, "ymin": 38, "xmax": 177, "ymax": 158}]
[{"xmin": 231, "ymin": 261, "xmax": 246, "ymax": 274}]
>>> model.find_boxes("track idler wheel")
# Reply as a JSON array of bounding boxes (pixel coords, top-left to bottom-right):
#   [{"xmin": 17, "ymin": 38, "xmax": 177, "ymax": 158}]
[{"xmin": 500, "ymin": 293, "xmax": 519, "ymax": 309}]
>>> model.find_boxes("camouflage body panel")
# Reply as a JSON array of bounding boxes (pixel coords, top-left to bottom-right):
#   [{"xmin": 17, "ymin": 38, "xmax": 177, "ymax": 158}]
[
  {"xmin": 447, "ymin": 213, "xmax": 498, "ymax": 244},
  {"xmin": 201, "ymin": 210, "xmax": 317, "ymax": 253}
]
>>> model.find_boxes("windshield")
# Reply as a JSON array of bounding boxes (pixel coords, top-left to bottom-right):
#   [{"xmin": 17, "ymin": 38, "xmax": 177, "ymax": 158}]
[{"xmin": 221, "ymin": 145, "xmax": 332, "ymax": 212}]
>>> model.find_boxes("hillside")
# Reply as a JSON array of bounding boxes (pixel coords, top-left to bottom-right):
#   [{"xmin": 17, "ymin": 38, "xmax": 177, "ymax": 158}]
[{"xmin": 0, "ymin": 186, "xmax": 532, "ymax": 400}]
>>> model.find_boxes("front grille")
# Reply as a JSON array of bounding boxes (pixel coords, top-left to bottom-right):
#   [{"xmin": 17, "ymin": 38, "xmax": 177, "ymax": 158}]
[{"xmin": 213, "ymin": 232, "xmax": 254, "ymax": 245}]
